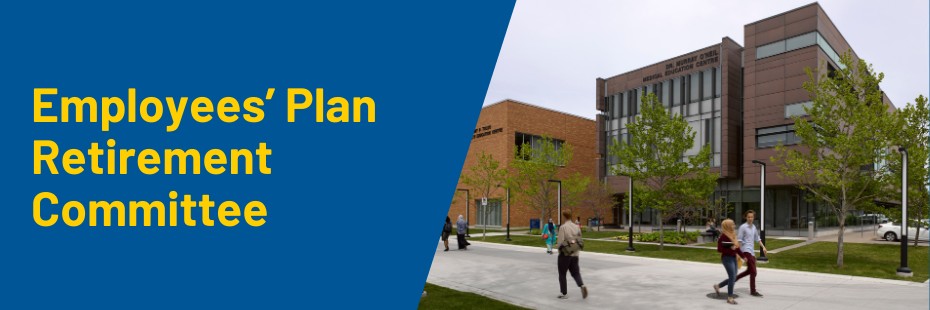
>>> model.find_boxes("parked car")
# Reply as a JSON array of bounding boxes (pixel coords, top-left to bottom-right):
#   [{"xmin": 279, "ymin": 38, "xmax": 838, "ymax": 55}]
[{"xmin": 877, "ymin": 220, "xmax": 929, "ymax": 242}]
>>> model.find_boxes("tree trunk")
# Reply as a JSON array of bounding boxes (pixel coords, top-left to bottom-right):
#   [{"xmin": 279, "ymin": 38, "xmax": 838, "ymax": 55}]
[
  {"xmin": 483, "ymin": 211, "xmax": 487, "ymax": 241},
  {"xmin": 659, "ymin": 218, "xmax": 665, "ymax": 251},
  {"xmin": 836, "ymin": 221, "xmax": 845, "ymax": 267}
]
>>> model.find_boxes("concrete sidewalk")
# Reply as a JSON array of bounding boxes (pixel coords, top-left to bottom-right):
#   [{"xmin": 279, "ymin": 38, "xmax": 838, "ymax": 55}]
[{"xmin": 427, "ymin": 241, "xmax": 929, "ymax": 310}]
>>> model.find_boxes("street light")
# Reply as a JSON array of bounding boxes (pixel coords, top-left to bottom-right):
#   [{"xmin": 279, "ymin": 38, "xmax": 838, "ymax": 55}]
[
  {"xmin": 752, "ymin": 160, "xmax": 769, "ymax": 263},
  {"xmin": 620, "ymin": 174, "xmax": 635, "ymax": 252},
  {"xmin": 457, "ymin": 188, "xmax": 470, "ymax": 238},
  {"xmin": 497, "ymin": 184, "xmax": 511, "ymax": 242},
  {"xmin": 897, "ymin": 147, "xmax": 912, "ymax": 277},
  {"xmin": 548, "ymin": 179, "xmax": 562, "ymax": 225}
]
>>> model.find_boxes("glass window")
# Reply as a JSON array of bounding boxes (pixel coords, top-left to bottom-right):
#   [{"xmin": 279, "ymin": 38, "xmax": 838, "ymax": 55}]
[
  {"xmin": 756, "ymin": 40, "xmax": 786, "ymax": 59},
  {"xmin": 756, "ymin": 124, "xmax": 804, "ymax": 148},
  {"xmin": 661, "ymin": 81, "xmax": 669, "ymax": 106},
  {"xmin": 690, "ymin": 72, "xmax": 700, "ymax": 103},
  {"xmin": 615, "ymin": 95, "xmax": 623, "ymax": 118},
  {"xmin": 757, "ymin": 126, "xmax": 787, "ymax": 135},
  {"xmin": 672, "ymin": 77, "xmax": 681, "ymax": 106},
  {"xmin": 645, "ymin": 85, "xmax": 653, "ymax": 103},
  {"xmin": 785, "ymin": 101, "xmax": 813, "ymax": 118},
  {"xmin": 714, "ymin": 67, "xmax": 722, "ymax": 97},
  {"xmin": 635, "ymin": 88, "xmax": 642, "ymax": 114},
  {"xmin": 622, "ymin": 91, "xmax": 629, "ymax": 117},
  {"xmin": 702, "ymin": 69, "xmax": 713, "ymax": 100},
  {"xmin": 757, "ymin": 133, "xmax": 787, "ymax": 148},
  {"xmin": 684, "ymin": 74, "xmax": 691, "ymax": 104},
  {"xmin": 786, "ymin": 32, "xmax": 816, "ymax": 52}
]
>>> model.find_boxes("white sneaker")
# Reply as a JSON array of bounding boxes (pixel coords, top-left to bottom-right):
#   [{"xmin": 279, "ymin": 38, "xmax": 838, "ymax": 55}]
[{"xmin": 557, "ymin": 294, "xmax": 568, "ymax": 299}]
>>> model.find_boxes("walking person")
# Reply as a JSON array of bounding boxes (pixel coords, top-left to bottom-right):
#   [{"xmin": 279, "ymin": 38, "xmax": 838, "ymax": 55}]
[
  {"xmin": 455, "ymin": 215, "xmax": 471, "ymax": 250},
  {"xmin": 735, "ymin": 210, "xmax": 767, "ymax": 298},
  {"xmin": 713, "ymin": 219, "xmax": 742, "ymax": 305},
  {"xmin": 556, "ymin": 211, "xmax": 587, "ymax": 300},
  {"xmin": 544, "ymin": 218, "xmax": 557, "ymax": 254},
  {"xmin": 441, "ymin": 216, "xmax": 453, "ymax": 251},
  {"xmin": 706, "ymin": 218, "xmax": 720, "ymax": 241}
]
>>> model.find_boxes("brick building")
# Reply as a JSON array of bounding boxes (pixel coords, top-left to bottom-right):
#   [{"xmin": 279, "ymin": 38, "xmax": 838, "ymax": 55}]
[
  {"xmin": 595, "ymin": 2, "xmax": 897, "ymax": 237},
  {"xmin": 448, "ymin": 99, "xmax": 597, "ymax": 230}
]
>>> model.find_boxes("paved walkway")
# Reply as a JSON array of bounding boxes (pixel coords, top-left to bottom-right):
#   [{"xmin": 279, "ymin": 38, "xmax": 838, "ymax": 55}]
[{"xmin": 427, "ymin": 241, "xmax": 929, "ymax": 310}]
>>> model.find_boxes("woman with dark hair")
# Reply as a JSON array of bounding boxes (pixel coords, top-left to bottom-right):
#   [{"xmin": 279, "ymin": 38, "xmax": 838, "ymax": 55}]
[
  {"xmin": 441, "ymin": 216, "xmax": 453, "ymax": 251},
  {"xmin": 544, "ymin": 218, "xmax": 557, "ymax": 254},
  {"xmin": 713, "ymin": 219, "xmax": 743, "ymax": 305},
  {"xmin": 706, "ymin": 218, "xmax": 720, "ymax": 241}
]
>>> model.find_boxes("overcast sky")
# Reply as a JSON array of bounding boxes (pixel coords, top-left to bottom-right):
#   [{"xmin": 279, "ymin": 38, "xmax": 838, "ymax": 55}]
[{"xmin": 483, "ymin": 0, "xmax": 930, "ymax": 119}]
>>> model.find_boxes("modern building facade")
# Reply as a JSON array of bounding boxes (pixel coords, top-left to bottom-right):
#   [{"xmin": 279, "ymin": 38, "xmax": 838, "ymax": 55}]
[
  {"xmin": 449, "ymin": 99, "xmax": 597, "ymax": 229},
  {"xmin": 595, "ymin": 2, "xmax": 894, "ymax": 237}
]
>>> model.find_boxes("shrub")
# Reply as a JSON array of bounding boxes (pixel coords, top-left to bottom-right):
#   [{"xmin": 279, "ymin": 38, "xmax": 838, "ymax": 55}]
[
  {"xmin": 529, "ymin": 229, "xmax": 542, "ymax": 235},
  {"xmin": 633, "ymin": 231, "xmax": 700, "ymax": 244}
]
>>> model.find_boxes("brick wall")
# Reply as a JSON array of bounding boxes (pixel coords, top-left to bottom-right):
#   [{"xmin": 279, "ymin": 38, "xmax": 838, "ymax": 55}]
[{"xmin": 447, "ymin": 100, "xmax": 599, "ymax": 229}]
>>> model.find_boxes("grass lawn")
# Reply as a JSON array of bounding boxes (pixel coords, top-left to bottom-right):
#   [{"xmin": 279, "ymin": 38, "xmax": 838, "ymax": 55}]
[
  {"xmin": 480, "ymin": 235, "xmax": 929, "ymax": 282},
  {"xmin": 580, "ymin": 230, "xmax": 630, "ymax": 239},
  {"xmin": 419, "ymin": 283, "xmax": 528, "ymax": 310},
  {"xmin": 695, "ymin": 238, "xmax": 806, "ymax": 251},
  {"xmin": 451, "ymin": 228, "xmax": 526, "ymax": 235}
]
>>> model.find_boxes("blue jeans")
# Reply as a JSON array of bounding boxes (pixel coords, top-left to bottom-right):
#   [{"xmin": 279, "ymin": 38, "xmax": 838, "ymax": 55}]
[{"xmin": 718, "ymin": 255, "xmax": 738, "ymax": 297}]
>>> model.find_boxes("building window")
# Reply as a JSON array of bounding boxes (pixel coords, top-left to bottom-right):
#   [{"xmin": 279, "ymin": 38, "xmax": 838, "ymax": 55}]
[
  {"xmin": 514, "ymin": 132, "xmax": 566, "ymax": 163},
  {"xmin": 634, "ymin": 88, "xmax": 642, "ymax": 115},
  {"xmin": 785, "ymin": 101, "xmax": 813, "ymax": 118},
  {"xmin": 755, "ymin": 31, "xmax": 846, "ymax": 70},
  {"xmin": 756, "ymin": 125, "xmax": 802, "ymax": 148},
  {"xmin": 702, "ymin": 69, "xmax": 713, "ymax": 100},
  {"xmin": 689, "ymin": 72, "xmax": 700, "ymax": 103},
  {"xmin": 661, "ymin": 81, "xmax": 670, "ymax": 107},
  {"xmin": 615, "ymin": 94, "xmax": 623, "ymax": 119},
  {"xmin": 673, "ymin": 77, "xmax": 682, "ymax": 107},
  {"xmin": 714, "ymin": 66, "xmax": 722, "ymax": 98}
]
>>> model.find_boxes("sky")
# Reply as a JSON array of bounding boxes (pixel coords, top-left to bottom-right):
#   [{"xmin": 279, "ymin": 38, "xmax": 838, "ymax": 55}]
[{"xmin": 483, "ymin": 0, "xmax": 930, "ymax": 119}]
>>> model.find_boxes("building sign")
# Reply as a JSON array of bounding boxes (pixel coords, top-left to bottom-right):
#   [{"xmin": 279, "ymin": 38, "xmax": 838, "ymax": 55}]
[
  {"xmin": 642, "ymin": 49, "xmax": 720, "ymax": 82},
  {"xmin": 473, "ymin": 125, "xmax": 504, "ymax": 140}
]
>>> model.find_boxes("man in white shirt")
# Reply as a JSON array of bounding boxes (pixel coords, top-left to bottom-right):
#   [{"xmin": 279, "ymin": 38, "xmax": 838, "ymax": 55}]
[{"xmin": 736, "ymin": 210, "xmax": 767, "ymax": 298}]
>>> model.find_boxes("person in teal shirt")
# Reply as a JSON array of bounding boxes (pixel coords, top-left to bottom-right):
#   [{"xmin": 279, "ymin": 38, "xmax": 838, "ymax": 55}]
[{"xmin": 545, "ymin": 218, "xmax": 558, "ymax": 254}]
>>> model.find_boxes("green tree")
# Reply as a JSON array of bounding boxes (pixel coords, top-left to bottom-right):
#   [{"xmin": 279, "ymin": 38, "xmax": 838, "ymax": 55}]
[
  {"xmin": 610, "ymin": 92, "xmax": 718, "ymax": 250},
  {"xmin": 575, "ymin": 180, "xmax": 617, "ymax": 231},
  {"xmin": 509, "ymin": 134, "xmax": 575, "ymax": 226},
  {"xmin": 888, "ymin": 95, "xmax": 930, "ymax": 247},
  {"xmin": 561, "ymin": 173, "xmax": 592, "ymax": 223},
  {"xmin": 772, "ymin": 52, "xmax": 897, "ymax": 266},
  {"xmin": 666, "ymin": 172, "xmax": 718, "ymax": 235},
  {"xmin": 459, "ymin": 151, "xmax": 509, "ymax": 240}
]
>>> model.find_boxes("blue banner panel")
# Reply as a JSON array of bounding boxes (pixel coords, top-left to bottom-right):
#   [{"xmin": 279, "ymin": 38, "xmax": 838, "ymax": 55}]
[{"xmin": 0, "ymin": 1, "xmax": 515, "ymax": 309}]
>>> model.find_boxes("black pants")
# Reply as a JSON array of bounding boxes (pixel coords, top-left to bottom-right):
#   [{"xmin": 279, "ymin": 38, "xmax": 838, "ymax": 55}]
[
  {"xmin": 558, "ymin": 255, "xmax": 584, "ymax": 295},
  {"xmin": 456, "ymin": 234, "xmax": 470, "ymax": 249}
]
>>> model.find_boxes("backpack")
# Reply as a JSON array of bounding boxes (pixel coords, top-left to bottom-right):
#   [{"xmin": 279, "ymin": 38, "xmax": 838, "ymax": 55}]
[{"xmin": 559, "ymin": 237, "xmax": 585, "ymax": 256}]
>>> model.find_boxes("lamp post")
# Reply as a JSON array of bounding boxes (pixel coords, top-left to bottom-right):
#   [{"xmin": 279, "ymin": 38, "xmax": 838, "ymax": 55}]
[
  {"xmin": 457, "ymin": 189, "xmax": 470, "ymax": 237},
  {"xmin": 497, "ymin": 184, "xmax": 511, "ymax": 241},
  {"xmin": 897, "ymin": 147, "xmax": 912, "ymax": 277},
  {"xmin": 622, "ymin": 174, "xmax": 635, "ymax": 252},
  {"xmin": 752, "ymin": 160, "xmax": 769, "ymax": 263},
  {"xmin": 548, "ymin": 179, "xmax": 562, "ymax": 225}
]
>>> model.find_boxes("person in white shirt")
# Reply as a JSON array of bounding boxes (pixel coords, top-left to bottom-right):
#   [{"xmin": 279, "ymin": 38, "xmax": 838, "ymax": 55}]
[{"xmin": 736, "ymin": 210, "xmax": 767, "ymax": 298}]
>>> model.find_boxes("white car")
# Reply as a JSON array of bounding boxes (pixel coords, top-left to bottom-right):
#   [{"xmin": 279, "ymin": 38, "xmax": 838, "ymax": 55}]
[{"xmin": 877, "ymin": 220, "xmax": 929, "ymax": 242}]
